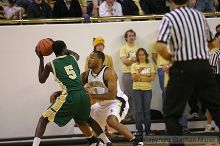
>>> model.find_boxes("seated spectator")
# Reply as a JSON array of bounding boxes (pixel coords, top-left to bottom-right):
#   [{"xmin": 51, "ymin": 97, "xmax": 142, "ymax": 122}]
[
  {"xmin": 53, "ymin": 0, "xmax": 83, "ymax": 18},
  {"xmin": 26, "ymin": 0, "xmax": 52, "ymax": 18},
  {"xmin": 89, "ymin": 0, "xmax": 121, "ymax": 17},
  {"xmin": 79, "ymin": 0, "xmax": 88, "ymax": 14},
  {"xmin": 218, "ymin": 0, "xmax": 220, "ymax": 11},
  {"xmin": 189, "ymin": 0, "xmax": 219, "ymax": 12},
  {"xmin": 46, "ymin": 0, "xmax": 55, "ymax": 7},
  {"xmin": 3, "ymin": 0, "xmax": 25, "ymax": 19},
  {"xmin": 88, "ymin": 0, "xmax": 101, "ymax": 17},
  {"xmin": 121, "ymin": 0, "xmax": 140, "ymax": 16},
  {"xmin": 99, "ymin": 0, "xmax": 122, "ymax": 17},
  {"xmin": 16, "ymin": 0, "xmax": 32, "ymax": 13},
  {"xmin": 0, "ymin": 5, "xmax": 4, "ymax": 19},
  {"xmin": 139, "ymin": 0, "xmax": 168, "ymax": 14}
]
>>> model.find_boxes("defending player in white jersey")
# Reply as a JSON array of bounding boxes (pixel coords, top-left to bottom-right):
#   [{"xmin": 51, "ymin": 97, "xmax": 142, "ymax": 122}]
[{"xmin": 81, "ymin": 51, "xmax": 144, "ymax": 146}]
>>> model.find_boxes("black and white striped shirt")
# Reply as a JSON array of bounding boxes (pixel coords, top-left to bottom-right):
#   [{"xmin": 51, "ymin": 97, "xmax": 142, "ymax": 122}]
[
  {"xmin": 157, "ymin": 6, "xmax": 213, "ymax": 62},
  {"xmin": 209, "ymin": 49, "xmax": 220, "ymax": 74}
]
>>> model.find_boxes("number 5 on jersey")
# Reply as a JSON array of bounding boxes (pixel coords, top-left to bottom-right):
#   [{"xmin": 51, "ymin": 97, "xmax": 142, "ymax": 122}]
[{"xmin": 64, "ymin": 65, "xmax": 76, "ymax": 79}]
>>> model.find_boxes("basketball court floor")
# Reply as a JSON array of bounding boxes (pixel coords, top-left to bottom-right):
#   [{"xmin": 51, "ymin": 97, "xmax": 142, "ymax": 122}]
[{"xmin": 64, "ymin": 143, "xmax": 218, "ymax": 146}]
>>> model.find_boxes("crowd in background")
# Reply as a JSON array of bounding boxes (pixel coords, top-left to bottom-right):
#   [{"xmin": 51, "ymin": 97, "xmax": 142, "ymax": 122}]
[{"xmin": 0, "ymin": 0, "xmax": 219, "ymax": 20}]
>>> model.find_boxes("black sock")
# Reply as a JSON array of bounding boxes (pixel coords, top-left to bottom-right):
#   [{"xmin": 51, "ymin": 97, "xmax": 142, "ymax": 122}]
[
  {"xmin": 87, "ymin": 135, "xmax": 98, "ymax": 145},
  {"xmin": 131, "ymin": 136, "xmax": 143, "ymax": 143},
  {"xmin": 130, "ymin": 137, "xmax": 137, "ymax": 142}
]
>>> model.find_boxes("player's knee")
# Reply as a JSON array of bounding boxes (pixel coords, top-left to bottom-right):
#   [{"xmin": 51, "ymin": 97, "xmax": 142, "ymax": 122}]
[{"xmin": 107, "ymin": 115, "xmax": 119, "ymax": 127}]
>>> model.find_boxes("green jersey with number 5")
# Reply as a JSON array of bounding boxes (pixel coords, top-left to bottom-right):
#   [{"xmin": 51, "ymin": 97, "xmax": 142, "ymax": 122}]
[
  {"xmin": 44, "ymin": 54, "xmax": 90, "ymax": 126},
  {"xmin": 51, "ymin": 55, "xmax": 84, "ymax": 92}
]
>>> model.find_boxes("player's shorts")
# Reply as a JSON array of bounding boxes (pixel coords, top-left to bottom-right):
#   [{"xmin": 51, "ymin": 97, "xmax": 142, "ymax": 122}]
[
  {"xmin": 43, "ymin": 90, "xmax": 91, "ymax": 127},
  {"xmin": 90, "ymin": 93, "xmax": 129, "ymax": 130}
]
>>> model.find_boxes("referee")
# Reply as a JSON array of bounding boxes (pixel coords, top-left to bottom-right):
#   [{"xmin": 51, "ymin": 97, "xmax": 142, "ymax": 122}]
[
  {"xmin": 210, "ymin": 32, "xmax": 220, "ymax": 90},
  {"xmin": 155, "ymin": 0, "xmax": 220, "ymax": 145}
]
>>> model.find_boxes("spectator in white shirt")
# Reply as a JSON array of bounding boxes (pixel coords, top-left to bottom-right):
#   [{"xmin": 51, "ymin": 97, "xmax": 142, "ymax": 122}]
[
  {"xmin": 99, "ymin": 0, "xmax": 122, "ymax": 17},
  {"xmin": 3, "ymin": 0, "xmax": 24, "ymax": 19}
]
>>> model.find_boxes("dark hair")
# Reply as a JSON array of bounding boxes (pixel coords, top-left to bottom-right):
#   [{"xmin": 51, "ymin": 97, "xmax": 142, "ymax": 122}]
[
  {"xmin": 93, "ymin": 50, "xmax": 105, "ymax": 63},
  {"xmin": 124, "ymin": 29, "xmax": 136, "ymax": 41},
  {"xmin": 8, "ymin": 0, "xmax": 16, "ymax": 4},
  {"xmin": 216, "ymin": 24, "xmax": 220, "ymax": 31},
  {"xmin": 215, "ymin": 32, "xmax": 220, "ymax": 39},
  {"xmin": 169, "ymin": 0, "xmax": 188, "ymax": 5},
  {"xmin": 52, "ymin": 40, "xmax": 66, "ymax": 55},
  {"xmin": 136, "ymin": 48, "xmax": 149, "ymax": 63}
]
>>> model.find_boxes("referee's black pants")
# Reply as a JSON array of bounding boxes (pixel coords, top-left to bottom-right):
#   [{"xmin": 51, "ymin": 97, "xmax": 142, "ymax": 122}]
[
  {"xmin": 163, "ymin": 60, "xmax": 220, "ymax": 145},
  {"xmin": 215, "ymin": 74, "xmax": 220, "ymax": 91}
]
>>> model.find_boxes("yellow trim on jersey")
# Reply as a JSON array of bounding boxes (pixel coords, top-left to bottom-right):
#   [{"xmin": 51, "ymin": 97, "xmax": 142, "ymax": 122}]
[
  {"xmin": 56, "ymin": 55, "xmax": 67, "ymax": 59},
  {"xmin": 45, "ymin": 55, "xmax": 75, "ymax": 122},
  {"xmin": 55, "ymin": 55, "xmax": 76, "ymax": 61},
  {"xmin": 43, "ymin": 76, "xmax": 68, "ymax": 122},
  {"xmin": 117, "ymin": 100, "xmax": 122, "ymax": 110}
]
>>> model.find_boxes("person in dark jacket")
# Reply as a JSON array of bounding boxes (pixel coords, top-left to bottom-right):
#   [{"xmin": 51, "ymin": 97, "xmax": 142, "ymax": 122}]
[
  {"xmin": 121, "ymin": 0, "xmax": 139, "ymax": 16},
  {"xmin": 26, "ymin": 0, "xmax": 52, "ymax": 18},
  {"xmin": 140, "ymin": 0, "xmax": 168, "ymax": 14},
  {"xmin": 53, "ymin": 0, "xmax": 82, "ymax": 18}
]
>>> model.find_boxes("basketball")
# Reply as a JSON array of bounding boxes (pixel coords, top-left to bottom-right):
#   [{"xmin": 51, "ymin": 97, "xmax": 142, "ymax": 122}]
[{"xmin": 36, "ymin": 38, "xmax": 53, "ymax": 56}]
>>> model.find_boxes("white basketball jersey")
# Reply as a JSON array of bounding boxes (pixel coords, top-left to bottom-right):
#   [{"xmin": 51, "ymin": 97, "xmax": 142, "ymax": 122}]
[{"xmin": 88, "ymin": 65, "xmax": 115, "ymax": 106}]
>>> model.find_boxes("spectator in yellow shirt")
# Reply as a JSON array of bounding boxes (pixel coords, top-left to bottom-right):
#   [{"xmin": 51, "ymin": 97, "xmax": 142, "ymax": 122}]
[
  {"xmin": 120, "ymin": 29, "xmax": 139, "ymax": 122},
  {"xmin": 85, "ymin": 36, "xmax": 114, "ymax": 71},
  {"xmin": 131, "ymin": 48, "xmax": 156, "ymax": 136}
]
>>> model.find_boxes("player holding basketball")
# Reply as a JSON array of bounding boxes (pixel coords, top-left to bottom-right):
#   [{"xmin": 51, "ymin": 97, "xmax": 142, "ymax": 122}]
[
  {"xmin": 81, "ymin": 51, "xmax": 144, "ymax": 146},
  {"xmin": 33, "ymin": 40, "xmax": 100, "ymax": 146}
]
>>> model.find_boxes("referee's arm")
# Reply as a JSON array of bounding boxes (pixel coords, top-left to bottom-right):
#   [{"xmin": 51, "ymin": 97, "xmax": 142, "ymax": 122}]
[
  {"xmin": 155, "ymin": 17, "xmax": 172, "ymax": 62},
  {"xmin": 208, "ymin": 40, "xmax": 215, "ymax": 50},
  {"xmin": 155, "ymin": 42, "xmax": 172, "ymax": 61}
]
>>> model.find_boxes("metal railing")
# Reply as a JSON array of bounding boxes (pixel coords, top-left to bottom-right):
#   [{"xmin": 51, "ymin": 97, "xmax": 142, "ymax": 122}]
[{"xmin": 0, "ymin": 12, "xmax": 219, "ymax": 25}]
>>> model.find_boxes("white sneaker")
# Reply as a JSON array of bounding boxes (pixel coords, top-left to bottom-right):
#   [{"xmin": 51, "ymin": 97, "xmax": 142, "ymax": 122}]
[
  {"xmin": 191, "ymin": 112, "xmax": 199, "ymax": 119},
  {"xmin": 137, "ymin": 142, "xmax": 144, "ymax": 146},
  {"xmin": 132, "ymin": 141, "xmax": 145, "ymax": 146},
  {"xmin": 98, "ymin": 141, "xmax": 104, "ymax": 146},
  {"xmin": 205, "ymin": 125, "xmax": 213, "ymax": 132},
  {"xmin": 214, "ymin": 126, "xmax": 219, "ymax": 132}
]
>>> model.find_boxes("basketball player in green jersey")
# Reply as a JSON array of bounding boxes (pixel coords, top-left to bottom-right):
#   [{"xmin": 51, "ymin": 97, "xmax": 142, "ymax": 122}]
[{"xmin": 33, "ymin": 40, "xmax": 100, "ymax": 146}]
